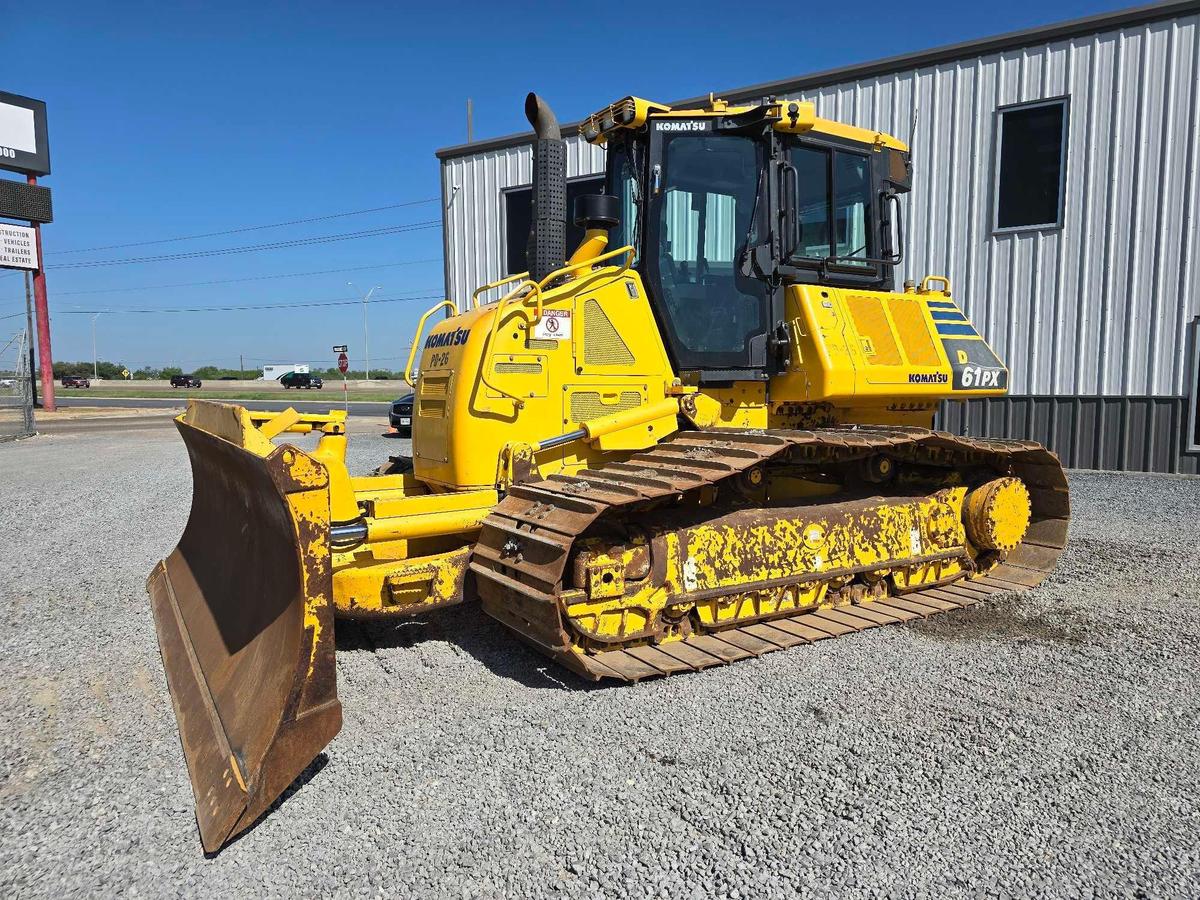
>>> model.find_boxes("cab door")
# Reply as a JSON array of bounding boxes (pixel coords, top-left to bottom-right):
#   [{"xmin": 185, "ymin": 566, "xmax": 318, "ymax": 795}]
[{"xmin": 641, "ymin": 122, "xmax": 772, "ymax": 381}]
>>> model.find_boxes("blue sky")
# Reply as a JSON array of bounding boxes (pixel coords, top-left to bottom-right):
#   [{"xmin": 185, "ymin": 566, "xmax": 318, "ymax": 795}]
[{"xmin": 2, "ymin": 0, "xmax": 1129, "ymax": 372}]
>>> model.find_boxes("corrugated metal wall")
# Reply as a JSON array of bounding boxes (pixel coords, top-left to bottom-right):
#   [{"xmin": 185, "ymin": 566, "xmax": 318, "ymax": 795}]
[
  {"xmin": 442, "ymin": 12, "xmax": 1200, "ymax": 396},
  {"xmin": 808, "ymin": 14, "xmax": 1200, "ymax": 398},
  {"xmin": 936, "ymin": 396, "xmax": 1199, "ymax": 474},
  {"xmin": 442, "ymin": 141, "xmax": 606, "ymax": 305}
]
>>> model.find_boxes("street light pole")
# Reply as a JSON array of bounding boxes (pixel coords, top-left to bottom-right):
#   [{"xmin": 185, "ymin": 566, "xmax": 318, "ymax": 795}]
[
  {"xmin": 91, "ymin": 313, "xmax": 100, "ymax": 380},
  {"xmin": 348, "ymin": 283, "xmax": 381, "ymax": 380}
]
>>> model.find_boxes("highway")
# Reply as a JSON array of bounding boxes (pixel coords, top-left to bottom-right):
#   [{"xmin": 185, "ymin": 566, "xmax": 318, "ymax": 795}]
[{"xmin": 52, "ymin": 396, "xmax": 392, "ymax": 416}]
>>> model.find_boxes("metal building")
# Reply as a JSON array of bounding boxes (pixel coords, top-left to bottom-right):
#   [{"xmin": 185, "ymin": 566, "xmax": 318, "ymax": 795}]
[{"xmin": 436, "ymin": 0, "xmax": 1200, "ymax": 473}]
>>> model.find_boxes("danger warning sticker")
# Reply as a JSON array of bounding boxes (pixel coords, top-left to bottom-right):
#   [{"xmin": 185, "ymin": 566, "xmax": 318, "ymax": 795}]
[{"xmin": 533, "ymin": 308, "xmax": 571, "ymax": 341}]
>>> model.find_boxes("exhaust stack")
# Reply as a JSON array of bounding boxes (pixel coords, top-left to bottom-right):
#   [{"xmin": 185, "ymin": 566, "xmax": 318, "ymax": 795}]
[{"xmin": 524, "ymin": 93, "xmax": 567, "ymax": 282}]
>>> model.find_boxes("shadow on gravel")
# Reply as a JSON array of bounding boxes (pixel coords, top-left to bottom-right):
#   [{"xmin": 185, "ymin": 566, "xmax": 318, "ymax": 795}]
[
  {"xmin": 208, "ymin": 753, "xmax": 330, "ymax": 857},
  {"xmin": 335, "ymin": 602, "xmax": 605, "ymax": 692},
  {"xmin": 907, "ymin": 597, "xmax": 1108, "ymax": 646}
]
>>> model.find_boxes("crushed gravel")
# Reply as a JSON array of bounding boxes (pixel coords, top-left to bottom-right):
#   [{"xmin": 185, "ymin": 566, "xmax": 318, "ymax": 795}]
[{"xmin": 0, "ymin": 416, "xmax": 1197, "ymax": 898}]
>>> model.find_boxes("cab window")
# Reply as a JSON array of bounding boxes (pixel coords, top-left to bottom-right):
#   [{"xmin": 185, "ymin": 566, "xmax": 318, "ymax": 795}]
[
  {"xmin": 654, "ymin": 134, "xmax": 767, "ymax": 365},
  {"xmin": 789, "ymin": 144, "xmax": 873, "ymax": 269}
]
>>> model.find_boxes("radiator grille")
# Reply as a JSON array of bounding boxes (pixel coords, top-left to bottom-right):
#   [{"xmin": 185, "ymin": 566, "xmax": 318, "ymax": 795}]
[
  {"xmin": 570, "ymin": 391, "xmax": 642, "ymax": 423},
  {"xmin": 418, "ymin": 374, "xmax": 450, "ymax": 417},
  {"xmin": 525, "ymin": 338, "xmax": 558, "ymax": 351},
  {"xmin": 846, "ymin": 295, "xmax": 902, "ymax": 366},
  {"xmin": 583, "ymin": 300, "xmax": 635, "ymax": 366},
  {"xmin": 494, "ymin": 361, "xmax": 543, "ymax": 374},
  {"xmin": 890, "ymin": 300, "xmax": 941, "ymax": 367},
  {"xmin": 420, "ymin": 374, "xmax": 450, "ymax": 397}
]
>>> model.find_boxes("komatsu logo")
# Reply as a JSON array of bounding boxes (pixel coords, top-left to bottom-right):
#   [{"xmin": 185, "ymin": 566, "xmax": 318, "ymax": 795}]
[
  {"xmin": 909, "ymin": 372, "xmax": 949, "ymax": 384},
  {"xmin": 424, "ymin": 327, "xmax": 470, "ymax": 349},
  {"xmin": 960, "ymin": 365, "xmax": 1004, "ymax": 388},
  {"xmin": 656, "ymin": 120, "xmax": 710, "ymax": 132}
]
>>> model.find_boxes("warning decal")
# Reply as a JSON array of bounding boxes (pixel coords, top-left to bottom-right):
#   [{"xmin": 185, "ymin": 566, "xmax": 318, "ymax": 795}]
[{"xmin": 533, "ymin": 309, "xmax": 571, "ymax": 341}]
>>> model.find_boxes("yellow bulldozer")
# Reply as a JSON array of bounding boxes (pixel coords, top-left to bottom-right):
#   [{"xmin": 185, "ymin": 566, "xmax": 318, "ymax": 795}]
[{"xmin": 148, "ymin": 93, "xmax": 1069, "ymax": 851}]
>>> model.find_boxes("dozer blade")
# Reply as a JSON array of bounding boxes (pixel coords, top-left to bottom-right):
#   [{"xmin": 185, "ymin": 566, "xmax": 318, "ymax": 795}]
[{"xmin": 147, "ymin": 402, "xmax": 341, "ymax": 853}]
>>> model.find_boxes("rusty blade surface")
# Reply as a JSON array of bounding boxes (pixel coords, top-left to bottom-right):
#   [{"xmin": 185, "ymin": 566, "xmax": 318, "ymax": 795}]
[{"xmin": 147, "ymin": 419, "xmax": 341, "ymax": 853}]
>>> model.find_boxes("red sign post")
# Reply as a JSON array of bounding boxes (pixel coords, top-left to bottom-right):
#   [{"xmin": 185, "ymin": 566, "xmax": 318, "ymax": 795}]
[
  {"xmin": 28, "ymin": 176, "xmax": 53, "ymax": 410},
  {"xmin": 337, "ymin": 350, "xmax": 349, "ymax": 413}
]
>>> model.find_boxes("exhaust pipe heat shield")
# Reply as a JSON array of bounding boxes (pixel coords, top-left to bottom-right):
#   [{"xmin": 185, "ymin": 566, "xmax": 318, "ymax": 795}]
[{"xmin": 147, "ymin": 403, "xmax": 341, "ymax": 852}]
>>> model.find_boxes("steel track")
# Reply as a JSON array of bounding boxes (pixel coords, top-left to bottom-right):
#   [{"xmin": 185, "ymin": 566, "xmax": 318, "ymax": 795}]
[{"xmin": 470, "ymin": 426, "xmax": 1070, "ymax": 682}]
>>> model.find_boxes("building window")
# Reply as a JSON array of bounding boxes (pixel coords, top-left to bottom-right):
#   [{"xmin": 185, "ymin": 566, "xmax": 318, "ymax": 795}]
[
  {"xmin": 503, "ymin": 175, "xmax": 606, "ymax": 275},
  {"xmin": 994, "ymin": 98, "xmax": 1068, "ymax": 231}
]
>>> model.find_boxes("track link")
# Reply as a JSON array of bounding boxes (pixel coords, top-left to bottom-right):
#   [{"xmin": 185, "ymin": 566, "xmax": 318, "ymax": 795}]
[{"xmin": 470, "ymin": 426, "xmax": 1070, "ymax": 681}]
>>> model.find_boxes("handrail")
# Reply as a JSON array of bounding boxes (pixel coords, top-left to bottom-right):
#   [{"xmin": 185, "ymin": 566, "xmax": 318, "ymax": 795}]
[
  {"xmin": 478, "ymin": 279, "xmax": 541, "ymax": 407},
  {"xmin": 536, "ymin": 244, "xmax": 634, "ymax": 289},
  {"xmin": 472, "ymin": 245, "xmax": 635, "ymax": 410},
  {"xmin": 472, "ymin": 270, "xmax": 530, "ymax": 309},
  {"xmin": 920, "ymin": 274, "xmax": 952, "ymax": 295},
  {"xmin": 404, "ymin": 299, "xmax": 458, "ymax": 388}
]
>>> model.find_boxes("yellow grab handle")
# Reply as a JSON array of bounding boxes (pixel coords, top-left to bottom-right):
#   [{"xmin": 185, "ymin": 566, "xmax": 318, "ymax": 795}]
[
  {"xmin": 472, "ymin": 270, "xmax": 530, "ymax": 309},
  {"xmin": 404, "ymin": 299, "xmax": 458, "ymax": 388},
  {"xmin": 478, "ymin": 280, "xmax": 542, "ymax": 408},
  {"xmin": 919, "ymin": 274, "xmax": 952, "ymax": 295},
  {"xmin": 536, "ymin": 245, "xmax": 635, "ymax": 289}
]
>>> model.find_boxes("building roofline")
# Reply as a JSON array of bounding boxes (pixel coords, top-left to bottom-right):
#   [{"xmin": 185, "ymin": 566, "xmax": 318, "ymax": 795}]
[{"xmin": 436, "ymin": 0, "xmax": 1199, "ymax": 161}]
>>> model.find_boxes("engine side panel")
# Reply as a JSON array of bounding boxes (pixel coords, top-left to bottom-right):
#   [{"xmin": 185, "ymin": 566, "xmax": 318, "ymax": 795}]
[
  {"xmin": 774, "ymin": 283, "xmax": 1008, "ymax": 406},
  {"xmin": 412, "ymin": 269, "xmax": 677, "ymax": 490}
]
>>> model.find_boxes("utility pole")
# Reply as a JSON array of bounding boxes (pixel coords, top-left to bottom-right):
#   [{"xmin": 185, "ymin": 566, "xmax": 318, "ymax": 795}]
[
  {"xmin": 239, "ymin": 353, "xmax": 244, "ymax": 380},
  {"xmin": 347, "ymin": 282, "xmax": 380, "ymax": 380},
  {"xmin": 467, "ymin": 98, "xmax": 473, "ymax": 143},
  {"xmin": 23, "ymin": 272, "xmax": 36, "ymax": 407},
  {"xmin": 90, "ymin": 313, "xmax": 100, "ymax": 380}
]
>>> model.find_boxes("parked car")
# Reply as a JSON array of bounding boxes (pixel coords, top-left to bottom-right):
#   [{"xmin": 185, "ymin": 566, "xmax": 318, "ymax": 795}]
[
  {"xmin": 170, "ymin": 374, "xmax": 202, "ymax": 388},
  {"xmin": 61, "ymin": 375, "xmax": 90, "ymax": 388},
  {"xmin": 389, "ymin": 393, "xmax": 414, "ymax": 436},
  {"xmin": 279, "ymin": 372, "xmax": 323, "ymax": 390}
]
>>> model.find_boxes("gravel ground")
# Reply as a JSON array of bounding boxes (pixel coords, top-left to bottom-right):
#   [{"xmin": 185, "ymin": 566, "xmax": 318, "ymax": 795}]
[{"xmin": 1, "ymin": 416, "xmax": 1197, "ymax": 898}]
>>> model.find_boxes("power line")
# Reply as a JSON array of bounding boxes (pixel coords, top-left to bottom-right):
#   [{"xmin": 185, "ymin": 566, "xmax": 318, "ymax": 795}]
[
  {"xmin": 51, "ymin": 258, "xmax": 442, "ymax": 296},
  {"xmin": 50, "ymin": 220, "xmax": 441, "ymax": 269},
  {"xmin": 59, "ymin": 290, "xmax": 444, "ymax": 315},
  {"xmin": 52, "ymin": 198, "xmax": 440, "ymax": 255}
]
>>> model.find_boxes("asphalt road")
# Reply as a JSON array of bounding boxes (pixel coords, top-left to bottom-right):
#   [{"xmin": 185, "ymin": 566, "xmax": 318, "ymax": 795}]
[
  {"xmin": 35, "ymin": 411, "xmax": 395, "ymax": 436},
  {"xmin": 51, "ymin": 396, "xmax": 392, "ymax": 416}
]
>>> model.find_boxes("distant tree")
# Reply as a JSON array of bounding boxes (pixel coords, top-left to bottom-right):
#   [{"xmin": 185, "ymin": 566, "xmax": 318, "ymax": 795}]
[
  {"xmin": 133, "ymin": 367, "xmax": 160, "ymax": 380},
  {"xmin": 51, "ymin": 359, "xmax": 133, "ymax": 379},
  {"xmin": 160, "ymin": 366, "xmax": 183, "ymax": 379}
]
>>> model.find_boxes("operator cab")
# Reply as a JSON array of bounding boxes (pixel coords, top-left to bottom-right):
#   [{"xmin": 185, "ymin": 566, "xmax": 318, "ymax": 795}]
[{"xmin": 593, "ymin": 97, "xmax": 911, "ymax": 382}]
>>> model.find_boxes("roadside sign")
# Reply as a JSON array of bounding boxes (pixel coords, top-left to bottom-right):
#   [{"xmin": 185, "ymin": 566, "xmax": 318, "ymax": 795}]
[
  {"xmin": 337, "ymin": 352, "xmax": 348, "ymax": 374},
  {"xmin": 0, "ymin": 90, "xmax": 51, "ymax": 177},
  {"xmin": 0, "ymin": 222, "xmax": 38, "ymax": 271},
  {"xmin": 332, "ymin": 344, "xmax": 347, "ymax": 353}
]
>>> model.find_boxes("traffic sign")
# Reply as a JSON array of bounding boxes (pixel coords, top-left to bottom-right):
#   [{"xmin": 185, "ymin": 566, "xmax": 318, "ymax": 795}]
[
  {"xmin": 337, "ymin": 352, "xmax": 349, "ymax": 374},
  {"xmin": 332, "ymin": 344, "xmax": 347, "ymax": 353}
]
